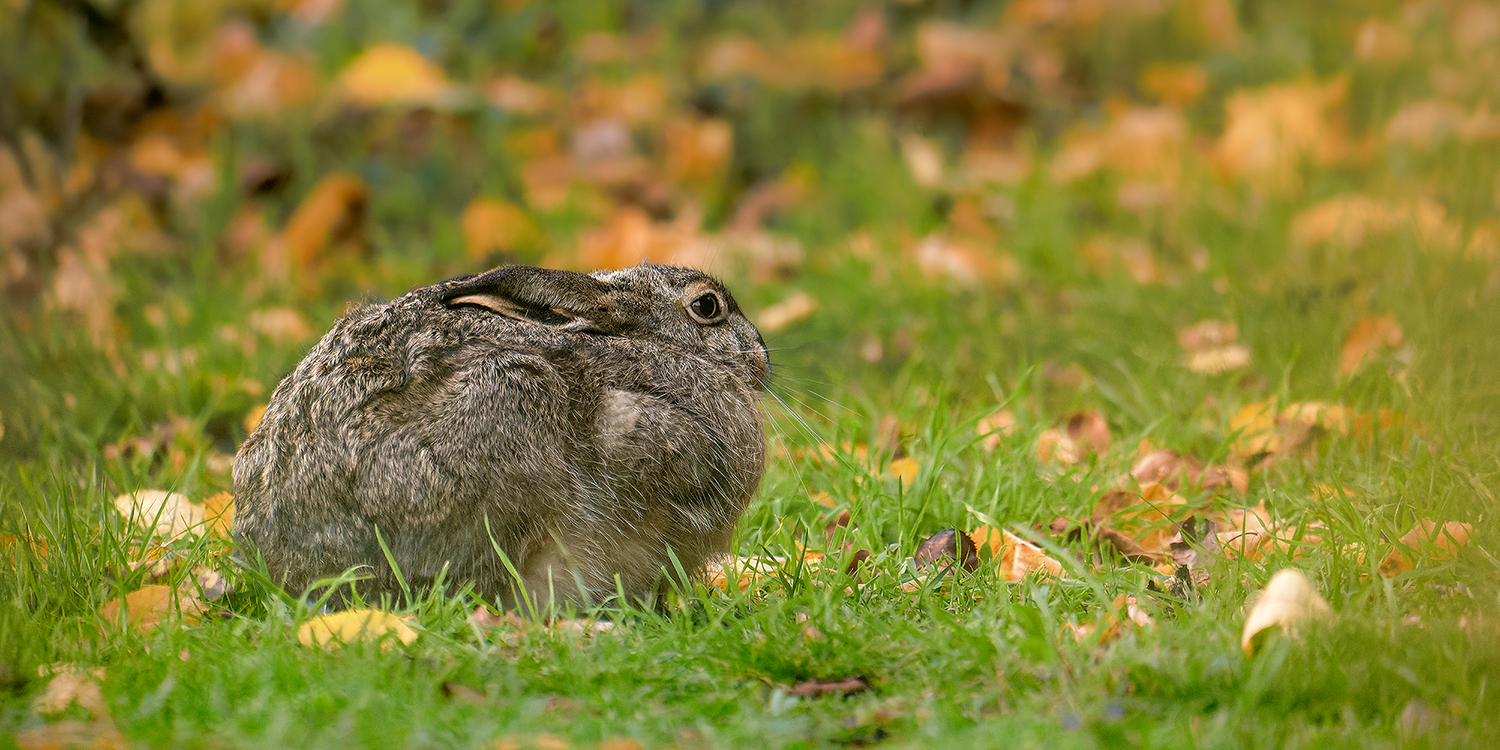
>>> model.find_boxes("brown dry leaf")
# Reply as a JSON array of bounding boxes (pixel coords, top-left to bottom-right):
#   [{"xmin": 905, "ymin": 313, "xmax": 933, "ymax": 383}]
[
  {"xmin": 334, "ymin": 44, "xmax": 462, "ymax": 109},
  {"xmin": 1355, "ymin": 18, "xmax": 1410, "ymax": 64},
  {"xmin": 663, "ymin": 118, "xmax": 733, "ymax": 186},
  {"xmin": 576, "ymin": 207, "xmax": 710, "ymax": 270},
  {"xmin": 1338, "ymin": 316, "xmax": 1404, "ymax": 377},
  {"xmin": 1093, "ymin": 485, "xmax": 1190, "ymax": 554},
  {"xmin": 1177, "ymin": 320, "xmax": 1238, "ymax": 351},
  {"xmin": 976, "ymin": 409, "xmax": 1017, "ymax": 451},
  {"xmin": 298, "ymin": 609, "xmax": 419, "ymax": 648},
  {"xmin": 699, "ymin": 34, "xmax": 882, "ymax": 93},
  {"xmin": 1290, "ymin": 195, "xmax": 1460, "ymax": 250},
  {"xmin": 909, "ymin": 233, "xmax": 1012, "ymax": 286},
  {"xmin": 1212, "ymin": 502, "xmax": 1276, "ymax": 560},
  {"xmin": 1241, "ymin": 568, "xmax": 1331, "ymax": 656},
  {"xmin": 269, "ymin": 174, "xmax": 368, "ymax": 277},
  {"xmin": 787, "ymin": 676, "xmax": 870, "ymax": 698},
  {"xmin": 113, "ymin": 490, "xmax": 205, "ymax": 541},
  {"xmin": 485, "ymin": 75, "xmax": 561, "ymax": 115},
  {"xmin": 33, "ymin": 664, "xmax": 107, "ymax": 716},
  {"xmin": 895, "ymin": 21, "xmax": 1013, "ymax": 104},
  {"xmin": 1037, "ymin": 411, "xmax": 1111, "ymax": 465},
  {"xmin": 99, "ymin": 584, "xmax": 204, "ymax": 631},
  {"xmin": 14, "ymin": 719, "xmax": 127, "ymax": 750},
  {"xmin": 0, "ymin": 532, "xmax": 50, "ymax": 560},
  {"xmin": 901, "ymin": 134, "xmax": 944, "ymax": 188},
  {"xmin": 703, "ymin": 555, "xmax": 782, "ymax": 592},
  {"xmin": 1139, "ymin": 63, "xmax": 1208, "ymax": 107},
  {"xmin": 1378, "ymin": 519, "xmax": 1473, "ymax": 577},
  {"xmin": 1079, "ymin": 235, "xmax": 1160, "ymax": 284},
  {"xmin": 218, "ymin": 49, "xmax": 319, "ymax": 118},
  {"xmin": 462, "ymin": 198, "xmax": 541, "ymax": 259},
  {"xmin": 1212, "ymin": 78, "xmax": 1349, "ymax": 191},
  {"xmin": 914, "ymin": 528, "xmax": 979, "ymax": 574},
  {"xmin": 756, "ymin": 291, "xmax": 817, "ymax": 334},
  {"xmin": 1051, "ymin": 107, "xmax": 1187, "ymax": 190},
  {"xmin": 200, "ymin": 492, "xmax": 234, "ymax": 538},
  {"xmin": 248, "ymin": 307, "xmax": 313, "ymax": 344},
  {"xmin": 1384, "ymin": 99, "xmax": 1467, "ymax": 150}
]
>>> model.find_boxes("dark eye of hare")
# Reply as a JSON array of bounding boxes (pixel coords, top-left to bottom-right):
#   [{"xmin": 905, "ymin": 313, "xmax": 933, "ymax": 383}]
[{"xmin": 689, "ymin": 293, "xmax": 722, "ymax": 322}]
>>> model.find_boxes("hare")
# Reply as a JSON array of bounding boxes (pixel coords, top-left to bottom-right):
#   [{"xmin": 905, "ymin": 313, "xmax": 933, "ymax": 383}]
[{"xmin": 232, "ymin": 263, "xmax": 769, "ymax": 610}]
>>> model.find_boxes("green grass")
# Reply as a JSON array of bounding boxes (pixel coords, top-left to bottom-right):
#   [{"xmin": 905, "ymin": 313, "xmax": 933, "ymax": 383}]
[{"xmin": 4, "ymin": 0, "xmax": 1500, "ymax": 747}]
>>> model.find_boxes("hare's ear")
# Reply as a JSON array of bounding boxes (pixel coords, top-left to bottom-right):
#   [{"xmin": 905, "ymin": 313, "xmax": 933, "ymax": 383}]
[{"xmin": 440, "ymin": 266, "xmax": 617, "ymax": 330}]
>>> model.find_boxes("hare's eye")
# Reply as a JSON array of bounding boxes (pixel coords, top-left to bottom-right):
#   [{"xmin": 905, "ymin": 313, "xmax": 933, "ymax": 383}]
[{"xmin": 689, "ymin": 293, "xmax": 722, "ymax": 323}]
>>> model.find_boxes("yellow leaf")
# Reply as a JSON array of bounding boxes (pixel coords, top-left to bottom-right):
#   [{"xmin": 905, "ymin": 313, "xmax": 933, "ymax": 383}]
[
  {"xmin": 1241, "ymin": 568, "xmax": 1331, "ymax": 655},
  {"xmin": 244, "ymin": 403, "xmax": 268, "ymax": 434},
  {"xmin": 113, "ymin": 490, "xmax": 204, "ymax": 541},
  {"xmin": 298, "ymin": 609, "xmax": 419, "ymax": 648},
  {"xmin": 887, "ymin": 456, "xmax": 920, "ymax": 485},
  {"xmin": 201, "ymin": 491, "xmax": 234, "ymax": 538},
  {"xmin": 334, "ymin": 44, "xmax": 460, "ymax": 108}
]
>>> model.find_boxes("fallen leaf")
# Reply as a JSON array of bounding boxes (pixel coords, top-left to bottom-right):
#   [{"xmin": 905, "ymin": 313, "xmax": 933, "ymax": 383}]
[
  {"xmin": 14, "ymin": 720, "xmax": 126, "ymax": 750},
  {"xmin": 484, "ymin": 74, "xmax": 560, "ymax": 115},
  {"xmin": 113, "ymin": 490, "xmax": 204, "ymax": 541},
  {"xmin": 248, "ymin": 307, "xmax": 313, "ymax": 344},
  {"xmin": 1354, "ymin": 18, "xmax": 1410, "ymax": 64},
  {"xmin": 1139, "ymin": 63, "xmax": 1208, "ymax": 107},
  {"xmin": 1037, "ymin": 411, "xmax": 1111, "ymax": 464},
  {"xmin": 914, "ymin": 528, "xmax": 979, "ymax": 574},
  {"xmin": 273, "ymin": 174, "xmax": 368, "ymax": 275},
  {"xmin": 663, "ymin": 118, "xmax": 733, "ymax": 186},
  {"xmin": 298, "ymin": 609, "xmax": 418, "ymax": 648},
  {"xmin": 98, "ymin": 584, "xmax": 204, "ymax": 631},
  {"xmin": 901, "ymin": 134, "xmax": 944, "ymax": 188},
  {"xmin": 1212, "ymin": 78, "xmax": 1349, "ymax": 191},
  {"xmin": 1289, "ymin": 195, "xmax": 1459, "ymax": 250},
  {"xmin": 887, "ymin": 456, "xmax": 920, "ymax": 485},
  {"xmin": 1379, "ymin": 519, "xmax": 1473, "ymax": 577},
  {"xmin": 200, "ymin": 492, "xmax": 235, "ymax": 538},
  {"xmin": 244, "ymin": 404, "xmax": 268, "ymax": 434},
  {"xmin": 33, "ymin": 664, "xmax": 107, "ymax": 716},
  {"xmin": 1188, "ymin": 344, "xmax": 1252, "ymax": 374},
  {"xmin": 756, "ymin": 291, "xmax": 817, "ymax": 334},
  {"xmin": 334, "ymin": 44, "xmax": 462, "ymax": 109},
  {"xmin": 787, "ymin": 676, "xmax": 870, "ymax": 698},
  {"xmin": 970, "ymin": 527, "xmax": 1066, "ymax": 582},
  {"xmin": 1338, "ymin": 316, "xmax": 1403, "ymax": 377},
  {"xmin": 976, "ymin": 408, "xmax": 1017, "ymax": 451},
  {"xmin": 1384, "ymin": 99, "xmax": 1467, "ymax": 150},
  {"xmin": 1241, "ymin": 568, "xmax": 1331, "ymax": 655},
  {"xmin": 442, "ymin": 682, "xmax": 487, "ymax": 706},
  {"xmin": 462, "ymin": 198, "xmax": 540, "ymax": 259}
]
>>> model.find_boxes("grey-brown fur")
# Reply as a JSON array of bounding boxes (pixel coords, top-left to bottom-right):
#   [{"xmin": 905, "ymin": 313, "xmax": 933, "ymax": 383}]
[{"xmin": 231, "ymin": 263, "xmax": 769, "ymax": 609}]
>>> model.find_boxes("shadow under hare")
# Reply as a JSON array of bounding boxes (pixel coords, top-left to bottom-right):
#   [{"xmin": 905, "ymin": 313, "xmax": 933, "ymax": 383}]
[{"xmin": 232, "ymin": 263, "xmax": 770, "ymax": 610}]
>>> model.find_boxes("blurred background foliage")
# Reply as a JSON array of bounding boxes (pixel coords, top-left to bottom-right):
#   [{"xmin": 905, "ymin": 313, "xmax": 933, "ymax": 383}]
[{"xmin": 1, "ymin": 0, "xmax": 1498, "ymax": 496}]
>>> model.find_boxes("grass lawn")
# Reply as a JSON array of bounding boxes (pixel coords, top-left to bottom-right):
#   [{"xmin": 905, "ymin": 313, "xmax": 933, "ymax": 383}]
[{"xmin": 2, "ymin": 1, "xmax": 1499, "ymax": 747}]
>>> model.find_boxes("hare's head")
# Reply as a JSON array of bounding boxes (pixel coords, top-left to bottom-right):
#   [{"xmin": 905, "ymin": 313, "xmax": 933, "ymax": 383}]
[{"xmin": 439, "ymin": 262, "xmax": 770, "ymax": 390}]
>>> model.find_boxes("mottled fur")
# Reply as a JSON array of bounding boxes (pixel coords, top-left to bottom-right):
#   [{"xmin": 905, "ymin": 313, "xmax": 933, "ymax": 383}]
[{"xmin": 232, "ymin": 263, "xmax": 769, "ymax": 609}]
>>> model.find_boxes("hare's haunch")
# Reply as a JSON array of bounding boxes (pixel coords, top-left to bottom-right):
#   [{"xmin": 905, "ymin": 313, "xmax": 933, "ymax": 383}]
[{"xmin": 232, "ymin": 263, "xmax": 769, "ymax": 609}]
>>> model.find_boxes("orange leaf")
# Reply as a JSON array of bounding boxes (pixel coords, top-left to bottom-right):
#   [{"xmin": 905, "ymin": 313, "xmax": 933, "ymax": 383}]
[
  {"xmin": 461, "ymin": 198, "xmax": 540, "ymax": 259},
  {"xmin": 99, "ymin": 585, "xmax": 202, "ymax": 631},
  {"xmin": 1339, "ymin": 316, "xmax": 1403, "ymax": 377},
  {"xmin": 201, "ymin": 492, "xmax": 235, "ymax": 538},
  {"xmin": 277, "ymin": 174, "xmax": 368, "ymax": 272},
  {"xmin": 1379, "ymin": 519, "xmax": 1472, "ymax": 577}
]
